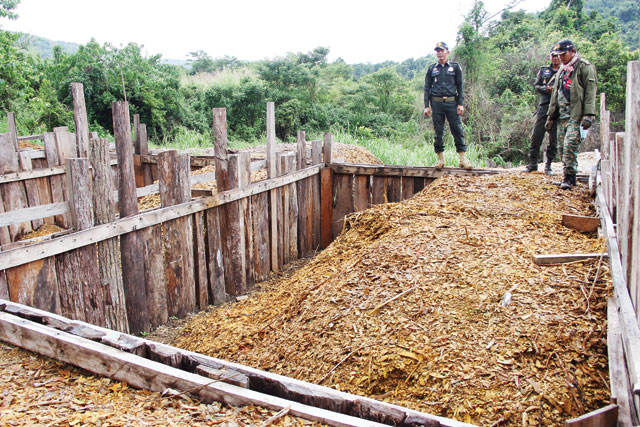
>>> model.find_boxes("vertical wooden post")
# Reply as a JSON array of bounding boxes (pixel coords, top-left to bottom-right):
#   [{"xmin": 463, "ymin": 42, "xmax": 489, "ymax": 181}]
[
  {"xmin": 18, "ymin": 151, "xmax": 43, "ymax": 230},
  {"xmin": 208, "ymin": 108, "xmax": 229, "ymax": 304},
  {"xmin": 626, "ymin": 60, "xmax": 640, "ymax": 311},
  {"xmin": 279, "ymin": 153, "xmax": 289, "ymax": 265},
  {"xmin": 286, "ymin": 153, "xmax": 298, "ymax": 262},
  {"xmin": 59, "ymin": 158, "xmax": 104, "ymax": 326},
  {"xmin": 213, "ymin": 108, "xmax": 229, "ymax": 192},
  {"xmin": 158, "ymin": 150, "xmax": 196, "ymax": 317},
  {"xmin": 0, "ymin": 132, "xmax": 32, "ymax": 240},
  {"xmin": 71, "ymin": 83, "xmax": 89, "ymax": 158},
  {"xmin": 239, "ymin": 151, "xmax": 254, "ymax": 289},
  {"xmin": 90, "ymin": 137, "xmax": 129, "ymax": 332},
  {"xmin": 296, "ymin": 131, "xmax": 311, "ymax": 256},
  {"xmin": 320, "ymin": 167, "xmax": 333, "ymax": 249},
  {"xmin": 43, "ymin": 132, "xmax": 68, "ymax": 228},
  {"xmin": 267, "ymin": 102, "xmax": 279, "ymax": 272},
  {"xmin": 138, "ymin": 124, "xmax": 152, "ymax": 186},
  {"xmin": 6, "ymin": 112, "xmax": 18, "ymax": 151},
  {"xmin": 323, "ymin": 132, "xmax": 333, "ymax": 163},
  {"xmin": 206, "ymin": 204, "xmax": 226, "ymax": 305},
  {"xmin": 133, "ymin": 114, "xmax": 140, "ymax": 153},
  {"xmin": 223, "ymin": 154, "xmax": 247, "ymax": 296},
  {"xmin": 112, "ymin": 100, "xmax": 149, "ymax": 333},
  {"xmin": 311, "ymin": 139, "xmax": 322, "ymax": 250}
]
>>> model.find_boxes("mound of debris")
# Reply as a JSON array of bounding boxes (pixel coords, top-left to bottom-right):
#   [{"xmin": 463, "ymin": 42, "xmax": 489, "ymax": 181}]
[{"xmin": 174, "ymin": 173, "xmax": 610, "ymax": 426}]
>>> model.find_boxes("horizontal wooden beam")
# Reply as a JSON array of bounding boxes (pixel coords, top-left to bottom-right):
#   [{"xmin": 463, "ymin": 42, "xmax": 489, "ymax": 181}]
[
  {"xmin": 17, "ymin": 134, "xmax": 44, "ymax": 141},
  {"xmin": 0, "ymin": 202, "xmax": 69, "ymax": 228},
  {"xmin": 0, "ymin": 165, "xmax": 322, "ymax": 270},
  {"xmin": 598, "ymin": 187, "xmax": 640, "ymax": 397},
  {"xmin": 328, "ymin": 163, "xmax": 499, "ymax": 177},
  {"xmin": 0, "ymin": 166, "xmax": 65, "ymax": 184},
  {"xmin": 0, "ymin": 300, "xmax": 475, "ymax": 427},
  {"xmin": 533, "ymin": 253, "xmax": 608, "ymax": 265},
  {"xmin": 0, "ymin": 309, "xmax": 389, "ymax": 427}
]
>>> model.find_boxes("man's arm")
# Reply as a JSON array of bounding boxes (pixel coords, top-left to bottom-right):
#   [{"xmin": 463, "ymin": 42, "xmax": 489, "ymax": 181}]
[
  {"xmin": 455, "ymin": 64, "xmax": 464, "ymax": 106},
  {"xmin": 534, "ymin": 68, "xmax": 547, "ymax": 95},
  {"xmin": 424, "ymin": 68, "xmax": 433, "ymax": 108},
  {"xmin": 581, "ymin": 63, "xmax": 598, "ymax": 117}
]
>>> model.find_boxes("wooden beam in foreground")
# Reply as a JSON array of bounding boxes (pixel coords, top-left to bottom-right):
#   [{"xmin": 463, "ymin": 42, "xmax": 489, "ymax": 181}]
[
  {"xmin": 0, "ymin": 310, "xmax": 387, "ymax": 427},
  {"xmin": 565, "ymin": 404, "xmax": 618, "ymax": 427},
  {"xmin": 0, "ymin": 300, "xmax": 475, "ymax": 427},
  {"xmin": 533, "ymin": 253, "xmax": 608, "ymax": 265}
]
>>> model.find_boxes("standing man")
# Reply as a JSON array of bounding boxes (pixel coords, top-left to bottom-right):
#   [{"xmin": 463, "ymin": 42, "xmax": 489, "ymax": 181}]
[
  {"xmin": 525, "ymin": 48, "xmax": 561, "ymax": 174},
  {"xmin": 545, "ymin": 39, "xmax": 597, "ymax": 190},
  {"xmin": 424, "ymin": 42, "xmax": 471, "ymax": 170}
]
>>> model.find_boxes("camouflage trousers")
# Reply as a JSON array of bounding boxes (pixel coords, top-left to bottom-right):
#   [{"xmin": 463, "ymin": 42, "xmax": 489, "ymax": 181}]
[{"xmin": 557, "ymin": 118, "xmax": 582, "ymax": 175}]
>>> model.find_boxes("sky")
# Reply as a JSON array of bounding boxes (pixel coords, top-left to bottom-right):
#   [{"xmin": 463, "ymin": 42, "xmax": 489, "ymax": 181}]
[{"xmin": 2, "ymin": 0, "xmax": 549, "ymax": 63}]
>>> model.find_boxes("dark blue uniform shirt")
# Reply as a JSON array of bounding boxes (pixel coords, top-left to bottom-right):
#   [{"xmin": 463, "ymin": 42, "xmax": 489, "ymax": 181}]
[{"xmin": 424, "ymin": 61, "xmax": 464, "ymax": 107}]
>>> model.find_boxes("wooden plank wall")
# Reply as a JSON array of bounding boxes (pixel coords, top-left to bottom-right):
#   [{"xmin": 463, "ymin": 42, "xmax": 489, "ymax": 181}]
[{"xmin": 598, "ymin": 61, "xmax": 640, "ymax": 425}]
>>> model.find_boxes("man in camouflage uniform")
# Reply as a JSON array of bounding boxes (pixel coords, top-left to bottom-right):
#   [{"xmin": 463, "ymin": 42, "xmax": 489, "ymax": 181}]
[
  {"xmin": 424, "ymin": 42, "xmax": 471, "ymax": 170},
  {"xmin": 525, "ymin": 48, "xmax": 561, "ymax": 174},
  {"xmin": 545, "ymin": 39, "xmax": 597, "ymax": 190}
]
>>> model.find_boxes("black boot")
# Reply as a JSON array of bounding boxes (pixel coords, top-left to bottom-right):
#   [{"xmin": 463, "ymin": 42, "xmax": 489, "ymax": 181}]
[
  {"xmin": 560, "ymin": 174, "xmax": 576, "ymax": 190},
  {"xmin": 525, "ymin": 161, "xmax": 538, "ymax": 172},
  {"xmin": 544, "ymin": 160, "xmax": 553, "ymax": 175}
]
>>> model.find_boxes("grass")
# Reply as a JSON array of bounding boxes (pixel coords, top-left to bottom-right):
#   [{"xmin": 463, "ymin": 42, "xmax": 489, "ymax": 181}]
[{"xmin": 150, "ymin": 125, "xmax": 495, "ymax": 169}]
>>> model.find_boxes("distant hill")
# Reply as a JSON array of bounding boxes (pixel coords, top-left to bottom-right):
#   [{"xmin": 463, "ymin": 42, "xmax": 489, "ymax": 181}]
[
  {"xmin": 12, "ymin": 32, "xmax": 190, "ymax": 66},
  {"xmin": 16, "ymin": 33, "xmax": 80, "ymax": 58},
  {"xmin": 585, "ymin": 0, "xmax": 639, "ymax": 49}
]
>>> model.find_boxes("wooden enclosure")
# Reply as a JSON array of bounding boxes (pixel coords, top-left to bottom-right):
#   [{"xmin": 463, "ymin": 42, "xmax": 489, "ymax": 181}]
[{"xmin": 598, "ymin": 60, "xmax": 640, "ymax": 426}]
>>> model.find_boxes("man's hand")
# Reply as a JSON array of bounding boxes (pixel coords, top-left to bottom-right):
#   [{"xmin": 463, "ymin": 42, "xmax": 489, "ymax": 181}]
[
  {"xmin": 457, "ymin": 105, "xmax": 464, "ymax": 115},
  {"xmin": 545, "ymin": 119, "xmax": 554, "ymax": 131},
  {"xmin": 581, "ymin": 116, "xmax": 593, "ymax": 130},
  {"xmin": 424, "ymin": 107, "xmax": 431, "ymax": 117},
  {"xmin": 545, "ymin": 85, "xmax": 553, "ymax": 93}
]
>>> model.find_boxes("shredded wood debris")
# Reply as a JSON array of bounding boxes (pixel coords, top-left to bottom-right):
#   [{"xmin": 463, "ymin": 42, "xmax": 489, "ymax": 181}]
[
  {"xmin": 0, "ymin": 343, "xmax": 326, "ymax": 426},
  {"xmin": 174, "ymin": 173, "xmax": 611, "ymax": 426},
  {"xmin": 16, "ymin": 224, "xmax": 65, "ymax": 241}
]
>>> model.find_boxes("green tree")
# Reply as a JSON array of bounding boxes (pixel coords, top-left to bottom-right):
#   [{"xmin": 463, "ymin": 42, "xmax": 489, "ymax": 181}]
[{"xmin": 188, "ymin": 50, "xmax": 215, "ymax": 75}]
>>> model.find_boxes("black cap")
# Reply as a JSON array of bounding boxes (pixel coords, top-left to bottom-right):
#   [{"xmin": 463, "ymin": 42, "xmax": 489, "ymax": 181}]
[
  {"xmin": 434, "ymin": 41, "xmax": 449, "ymax": 51},
  {"xmin": 551, "ymin": 39, "xmax": 575, "ymax": 54}
]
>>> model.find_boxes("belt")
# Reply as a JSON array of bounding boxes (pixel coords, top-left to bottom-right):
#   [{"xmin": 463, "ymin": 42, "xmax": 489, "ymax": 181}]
[{"xmin": 432, "ymin": 96, "xmax": 456, "ymax": 102}]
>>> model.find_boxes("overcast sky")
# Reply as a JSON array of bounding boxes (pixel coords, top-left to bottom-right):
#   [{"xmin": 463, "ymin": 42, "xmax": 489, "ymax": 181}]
[{"xmin": 2, "ymin": 0, "xmax": 549, "ymax": 63}]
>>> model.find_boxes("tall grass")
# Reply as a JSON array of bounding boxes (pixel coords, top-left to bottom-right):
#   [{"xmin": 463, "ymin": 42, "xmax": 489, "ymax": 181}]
[{"xmin": 181, "ymin": 67, "xmax": 256, "ymax": 87}]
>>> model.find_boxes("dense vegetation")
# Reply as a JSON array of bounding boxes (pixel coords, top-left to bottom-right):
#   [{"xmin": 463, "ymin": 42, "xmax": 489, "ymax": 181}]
[{"xmin": 0, "ymin": 0, "xmax": 637, "ymax": 166}]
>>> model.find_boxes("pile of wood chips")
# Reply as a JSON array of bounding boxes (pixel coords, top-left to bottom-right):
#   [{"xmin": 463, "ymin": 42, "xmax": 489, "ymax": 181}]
[
  {"xmin": 174, "ymin": 173, "xmax": 611, "ymax": 426},
  {"xmin": 0, "ymin": 343, "xmax": 326, "ymax": 426}
]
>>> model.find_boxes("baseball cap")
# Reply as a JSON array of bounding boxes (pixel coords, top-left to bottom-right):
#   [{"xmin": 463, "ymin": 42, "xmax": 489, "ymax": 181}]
[
  {"xmin": 551, "ymin": 39, "xmax": 575, "ymax": 54},
  {"xmin": 434, "ymin": 42, "xmax": 449, "ymax": 51}
]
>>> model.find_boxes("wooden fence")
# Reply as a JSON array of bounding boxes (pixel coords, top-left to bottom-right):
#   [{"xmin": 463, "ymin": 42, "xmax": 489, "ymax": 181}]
[
  {"xmin": 598, "ymin": 60, "xmax": 640, "ymax": 426},
  {"xmin": 0, "ymin": 88, "xmax": 495, "ymax": 335}
]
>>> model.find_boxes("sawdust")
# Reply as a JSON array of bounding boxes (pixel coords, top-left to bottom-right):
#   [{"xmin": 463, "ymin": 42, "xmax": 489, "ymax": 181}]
[
  {"xmin": 0, "ymin": 343, "xmax": 326, "ymax": 426},
  {"xmin": 174, "ymin": 173, "xmax": 611, "ymax": 426},
  {"xmin": 16, "ymin": 224, "xmax": 65, "ymax": 242}
]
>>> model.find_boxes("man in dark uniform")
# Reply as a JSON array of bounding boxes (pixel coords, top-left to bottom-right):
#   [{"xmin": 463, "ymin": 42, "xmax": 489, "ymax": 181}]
[
  {"xmin": 424, "ymin": 41, "xmax": 471, "ymax": 170},
  {"xmin": 525, "ymin": 49, "xmax": 561, "ymax": 174}
]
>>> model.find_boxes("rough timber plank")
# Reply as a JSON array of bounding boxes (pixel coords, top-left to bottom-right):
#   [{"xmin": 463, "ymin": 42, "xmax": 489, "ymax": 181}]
[
  {"xmin": 533, "ymin": 253, "xmax": 607, "ymax": 265},
  {"xmin": 320, "ymin": 168, "xmax": 333, "ymax": 249},
  {"xmin": 158, "ymin": 150, "xmax": 195, "ymax": 317},
  {"xmin": 206, "ymin": 206, "xmax": 227, "ymax": 305},
  {"xmin": 90, "ymin": 138, "xmax": 128, "ymax": 333},
  {"xmin": 627, "ymin": 61, "xmax": 640, "ymax": 315},
  {"xmin": 18, "ymin": 151, "xmax": 43, "ymax": 230},
  {"xmin": 565, "ymin": 404, "xmax": 618, "ymax": 427},
  {"xmin": 113, "ymin": 101, "xmax": 148, "ymax": 334},
  {"xmin": 311, "ymin": 140, "xmax": 322, "ymax": 250},
  {"xmin": 607, "ymin": 298, "xmax": 635, "ymax": 427},
  {"xmin": 561, "ymin": 214, "xmax": 601, "ymax": 233},
  {"xmin": 251, "ymin": 192, "xmax": 271, "ymax": 281},
  {"xmin": 6, "ymin": 259, "xmax": 59, "ymax": 313},
  {"xmin": 332, "ymin": 173, "xmax": 354, "ymax": 239},
  {"xmin": 598, "ymin": 187, "xmax": 640, "ymax": 399}
]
